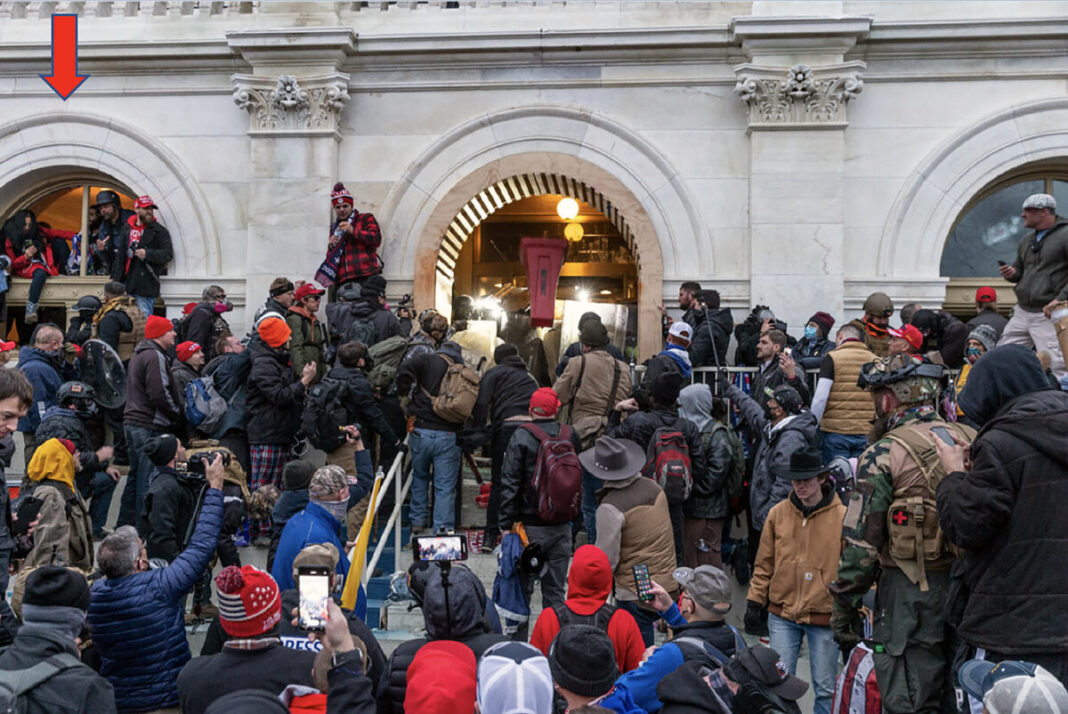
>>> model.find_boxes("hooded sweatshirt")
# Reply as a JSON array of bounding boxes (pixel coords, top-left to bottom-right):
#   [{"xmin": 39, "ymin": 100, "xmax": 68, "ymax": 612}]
[
  {"xmin": 529, "ymin": 545, "xmax": 645, "ymax": 673},
  {"xmin": 938, "ymin": 345, "xmax": 1068, "ymax": 654},
  {"xmin": 404, "ymin": 641, "xmax": 477, "ymax": 714}
]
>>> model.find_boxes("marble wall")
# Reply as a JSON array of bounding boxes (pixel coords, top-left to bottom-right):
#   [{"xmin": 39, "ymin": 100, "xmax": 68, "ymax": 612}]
[{"xmin": 0, "ymin": 2, "xmax": 1066, "ymax": 355}]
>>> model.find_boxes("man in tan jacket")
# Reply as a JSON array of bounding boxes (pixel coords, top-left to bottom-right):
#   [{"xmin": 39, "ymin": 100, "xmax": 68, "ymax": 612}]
[
  {"xmin": 582, "ymin": 435, "xmax": 676, "ymax": 648},
  {"xmin": 745, "ymin": 445, "xmax": 845, "ymax": 714},
  {"xmin": 554, "ymin": 320, "xmax": 631, "ymax": 542},
  {"xmin": 809, "ymin": 323, "xmax": 877, "ymax": 461}
]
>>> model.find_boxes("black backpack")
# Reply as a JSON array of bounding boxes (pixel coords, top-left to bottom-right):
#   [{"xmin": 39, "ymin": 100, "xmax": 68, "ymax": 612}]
[
  {"xmin": 0, "ymin": 652, "xmax": 83, "ymax": 713},
  {"xmin": 553, "ymin": 602, "xmax": 615, "ymax": 632},
  {"xmin": 300, "ymin": 376, "xmax": 349, "ymax": 452}
]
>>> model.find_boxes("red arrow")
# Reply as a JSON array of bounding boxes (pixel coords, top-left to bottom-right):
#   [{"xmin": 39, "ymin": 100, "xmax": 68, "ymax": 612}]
[{"xmin": 40, "ymin": 14, "xmax": 89, "ymax": 100}]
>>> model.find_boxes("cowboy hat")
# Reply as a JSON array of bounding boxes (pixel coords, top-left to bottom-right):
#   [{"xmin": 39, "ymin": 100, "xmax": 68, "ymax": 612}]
[{"xmin": 578, "ymin": 436, "xmax": 645, "ymax": 481}]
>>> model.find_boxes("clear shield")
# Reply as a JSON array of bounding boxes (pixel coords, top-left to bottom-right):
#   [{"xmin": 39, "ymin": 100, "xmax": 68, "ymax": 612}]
[{"xmin": 80, "ymin": 339, "xmax": 126, "ymax": 409}]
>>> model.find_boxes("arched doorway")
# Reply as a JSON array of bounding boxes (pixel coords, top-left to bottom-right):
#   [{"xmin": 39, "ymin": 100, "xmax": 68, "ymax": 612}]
[{"xmin": 378, "ymin": 105, "xmax": 708, "ymax": 361}]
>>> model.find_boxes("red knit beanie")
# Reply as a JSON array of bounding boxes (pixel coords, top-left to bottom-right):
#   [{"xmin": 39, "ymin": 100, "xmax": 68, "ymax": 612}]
[
  {"xmin": 144, "ymin": 315, "xmax": 173, "ymax": 340},
  {"xmin": 529, "ymin": 387, "xmax": 561, "ymax": 418},
  {"xmin": 330, "ymin": 182, "xmax": 353, "ymax": 207},
  {"xmin": 215, "ymin": 565, "xmax": 281, "ymax": 638},
  {"xmin": 405, "ymin": 641, "xmax": 476, "ymax": 714}
]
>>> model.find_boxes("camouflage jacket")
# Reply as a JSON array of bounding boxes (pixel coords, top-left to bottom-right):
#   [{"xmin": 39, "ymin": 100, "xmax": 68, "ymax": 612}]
[{"xmin": 829, "ymin": 407, "xmax": 975, "ymax": 611}]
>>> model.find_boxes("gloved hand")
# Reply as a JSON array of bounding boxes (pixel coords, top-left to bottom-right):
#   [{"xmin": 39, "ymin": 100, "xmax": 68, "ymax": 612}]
[
  {"xmin": 743, "ymin": 600, "xmax": 764, "ymax": 635},
  {"xmin": 831, "ymin": 602, "xmax": 863, "ymax": 658}
]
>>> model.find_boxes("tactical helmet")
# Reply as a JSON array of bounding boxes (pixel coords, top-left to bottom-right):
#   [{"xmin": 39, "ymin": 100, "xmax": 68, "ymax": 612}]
[
  {"xmin": 95, "ymin": 190, "xmax": 120, "ymax": 208},
  {"xmin": 857, "ymin": 354, "xmax": 943, "ymax": 405},
  {"xmin": 56, "ymin": 381, "xmax": 97, "ymax": 416},
  {"xmin": 69, "ymin": 295, "xmax": 103, "ymax": 314},
  {"xmin": 338, "ymin": 281, "xmax": 362, "ymax": 302},
  {"xmin": 863, "ymin": 292, "xmax": 894, "ymax": 318}
]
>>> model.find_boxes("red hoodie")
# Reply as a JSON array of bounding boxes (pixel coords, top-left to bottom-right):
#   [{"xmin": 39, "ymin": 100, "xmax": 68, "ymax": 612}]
[
  {"xmin": 530, "ymin": 544, "xmax": 645, "ymax": 673},
  {"xmin": 404, "ymin": 641, "xmax": 476, "ymax": 713}
]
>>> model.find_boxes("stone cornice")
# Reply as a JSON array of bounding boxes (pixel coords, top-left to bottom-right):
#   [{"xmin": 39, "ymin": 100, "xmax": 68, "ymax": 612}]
[
  {"xmin": 731, "ymin": 16, "xmax": 873, "ymax": 59},
  {"xmin": 225, "ymin": 28, "xmax": 357, "ymax": 70},
  {"xmin": 231, "ymin": 72, "xmax": 350, "ymax": 138}
]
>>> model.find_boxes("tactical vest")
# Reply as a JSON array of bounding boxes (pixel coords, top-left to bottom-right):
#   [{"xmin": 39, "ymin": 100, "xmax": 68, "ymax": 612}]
[
  {"xmin": 878, "ymin": 419, "xmax": 976, "ymax": 591},
  {"xmin": 91, "ymin": 297, "xmax": 147, "ymax": 361},
  {"xmin": 821, "ymin": 342, "xmax": 878, "ymax": 435}
]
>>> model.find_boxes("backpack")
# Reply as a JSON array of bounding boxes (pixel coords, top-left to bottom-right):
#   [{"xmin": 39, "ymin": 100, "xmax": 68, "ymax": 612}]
[
  {"xmin": 184, "ymin": 373, "xmax": 228, "ymax": 433},
  {"xmin": 343, "ymin": 316, "xmax": 376, "ymax": 349},
  {"xmin": 422, "ymin": 354, "xmax": 480, "ymax": 423},
  {"xmin": 553, "ymin": 602, "xmax": 615, "ymax": 631},
  {"xmin": 674, "ymin": 627, "xmax": 746, "ymax": 668},
  {"xmin": 0, "ymin": 651, "xmax": 84, "ymax": 712},
  {"xmin": 642, "ymin": 420, "xmax": 693, "ymax": 505},
  {"xmin": 708, "ymin": 421, "xmax": 746, "ymax": 515},
  {"xmin": 367, "ymin": 335, "xmax": 412, "ymax": 392},
  {"xmin": 300, "ymin": 376, "xmax": 350, "ymax": 452},
  {"xmin": 522, "ymin": 423, "xmax": 582, "ymax": 525}
]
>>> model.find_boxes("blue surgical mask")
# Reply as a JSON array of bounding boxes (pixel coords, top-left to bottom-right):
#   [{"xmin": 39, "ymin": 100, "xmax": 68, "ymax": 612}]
[{"xmin": 803, "ymin": 325, "xmax": 818, "ymax": 340}]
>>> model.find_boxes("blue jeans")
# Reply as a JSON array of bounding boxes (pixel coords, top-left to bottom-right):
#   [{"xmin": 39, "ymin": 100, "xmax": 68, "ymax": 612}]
[
  {"xmin": 79, "ymin": 471, "xmax": 118, "ymax": 536},
  {"xmin": 581, "ymin": 467, "xmax": 601, "ymax": 543},
  {"xmin": 408, "ymin": 428, "xmax": 461, "ymax": 531},
  {"xmin": 619, "ymin": 600, "xmax": 660, "ymax": 648},
  {"xmin": 133, "ymin": 295, "xmax": 156, "ymax": 317},
  {"xmin": 119, "ymin": 425, "xmax": 159, "ymax": 526},
  {"xmin": 26, "ymin": 270, "xmax": 47, "ymax": 305},
  {"xmin": 819, "ymin": 431, "xmax": 868, "ymax": 463},
  {"xmin": 768, "ymin": 612, "xmax": 838, "ymax": 714}
]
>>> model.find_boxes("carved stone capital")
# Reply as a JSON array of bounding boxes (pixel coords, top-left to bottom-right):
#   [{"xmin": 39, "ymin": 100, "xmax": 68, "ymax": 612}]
[
  {"xmin": 231, "ymin": 72, "xmax": 350, "ymax": 137},
  {"xmin": 733, "ymin": 61, "xmax": 865, "ymax": 131}
]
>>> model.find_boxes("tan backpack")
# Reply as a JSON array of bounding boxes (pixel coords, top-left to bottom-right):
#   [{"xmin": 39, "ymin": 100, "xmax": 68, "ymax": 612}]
[{"xmin": 422, "ymin": 354, "xmax": 480, "ymax": 424}]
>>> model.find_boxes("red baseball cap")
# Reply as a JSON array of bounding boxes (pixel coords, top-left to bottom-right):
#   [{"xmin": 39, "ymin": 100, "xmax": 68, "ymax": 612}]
[
  {"xmin": 976, "ymin": 286, "xmax": 997, "ymax": 303},
  {"xmin": 133, "ymin": 195, "xmax": 158, "ymax": 210},
  {"xmin": 176, "ymin": 341, "xmax": 202, "ymax": 363},
  {"xmin": 529, "ymin": 387, "xmax": 561, "ymax": 418},
  {"xmin": 0, "ymin": 341, "xmax": 16, "ymax": 352},
  {"xmin": 888, "ymin": 324, "xmax": 924, "ymax": 351},
  {"xmin": 295, "ymin": 283, "xmax": 325, "ymax": 301}
]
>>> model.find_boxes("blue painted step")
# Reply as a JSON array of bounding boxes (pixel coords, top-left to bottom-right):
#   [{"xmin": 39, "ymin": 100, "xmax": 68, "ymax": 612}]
[{"xmin": 365, "ymin": 598, "xmax": 385, "ymax": 629}]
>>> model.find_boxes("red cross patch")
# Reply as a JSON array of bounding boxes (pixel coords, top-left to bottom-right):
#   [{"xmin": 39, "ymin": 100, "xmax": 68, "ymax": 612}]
[{"xmin": 891, "ymin": 509, "xmax": 909, "ymax": 526}]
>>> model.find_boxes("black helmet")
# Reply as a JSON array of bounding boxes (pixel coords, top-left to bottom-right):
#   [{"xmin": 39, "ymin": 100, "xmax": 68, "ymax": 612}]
[
  {"xmin": 69, "ymin": 295, "xmax": 102, "ymax": 314},
  {"xmin": 56, "ymin": 381, "xmax": 97, "ymax": 416},
  {"xmin": 95, "ymin": 190, "xmax": 120, "ymax": 208}
]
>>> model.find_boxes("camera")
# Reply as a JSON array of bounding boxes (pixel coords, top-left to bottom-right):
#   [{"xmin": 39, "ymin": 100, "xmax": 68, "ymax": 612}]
[{"xmin": 175, "ymin": 450, "xmax": 232, "ymax": 475}]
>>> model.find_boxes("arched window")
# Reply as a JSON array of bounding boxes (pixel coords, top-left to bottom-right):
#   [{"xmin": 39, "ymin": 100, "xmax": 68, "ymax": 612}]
[{"xmin": 941, "ymin": 170, "xmax": 1068, "ymax": 278}]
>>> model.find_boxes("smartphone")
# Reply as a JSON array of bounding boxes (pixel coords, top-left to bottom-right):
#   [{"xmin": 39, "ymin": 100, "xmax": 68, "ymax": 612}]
[
  {"xmin": 784, "ymin": 347, "xmax": 792, "ymax": 357},
  {"xmin": 412, "ymin": 533, "xmax": 468, "ymax": 563},
  {"xmin": 997, "ymin": 260, "xmax": 1007, "ymax": 267},
  {"xmin": 632, "ymin": 563, "xmax": 654, "ymax": 602},
  {"xmin": 297, "ymin": 566, "xmax": 332, "ymax": 631},
  {"xmin": 930, "ymin": 426, "xmax": 956, "ymax": 447}
]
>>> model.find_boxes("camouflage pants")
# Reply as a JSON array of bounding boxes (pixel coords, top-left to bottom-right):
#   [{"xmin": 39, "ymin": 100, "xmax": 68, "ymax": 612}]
[{"xmin": 872, "ymin": 568, "xmax": 959, "ymax": 714}]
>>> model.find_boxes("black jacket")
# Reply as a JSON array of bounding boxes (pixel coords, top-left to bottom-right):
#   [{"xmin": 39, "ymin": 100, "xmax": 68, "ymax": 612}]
[
  {"xmin": 687, "ymin": 307, "xmax": 733, "ymax": 368},
  {"xmin": 378, "ymin": 565, "xmax": 506, "ymax": 714},
  {"xmin": 140, "ymin": 465, "xmax": 238, "ymax": 567},
  {"xmin": 924, "ymin": 310, "xmax": 970, "ymax": 369},
  {"xmin": 395, "ymin": 343, "xmax": 466, "ymax": 432},
  {"xmin": 749, "ymin": 359, "xmax": 811, "ymax": 414},
  {"xmin": 966, "ymin": 308, "xmax": 1009, "ymax": 342},
  {"xmin": 498, "ymin": 419, "xmax": 583, "ymax": 531},
  {"xmin": 199, "ymin": 589, "xmax": 388, "ymax": 698},
  {"xmin": 470, "ymin": 355, "xmax": 538, "ymax": 429},
  {"xmin": 686, "ymin": 424, "xmax": 735, "ymax": 520},
  {"xmin": 94, "ymin": 309, "xmax": 133, "ymax": 355},
  {"xmin": 183, "ymin": 303, "xmax": 229, "ymax": 362},
  {"xmin": 325, "ymin": 298, "xmax": 406, "ymax": 348},
  {"xmin": 325, "ymin": 365, "xmax": 398, "ymax": 445},
  {"xmin": 659, "ymin": 659, "xmax": 801, "ymax": 714},
  {"xmin": 177, "ymin": 640, "xmax": 315, "ymax": 714},
  {"xmin": 246, "ymin": 337, "xmax": 306, "ymax": 445},
  {"xmin": 0, "ymin": 625, "xmax": 116, "ymax": 714},
  {"xmin": 123, "ymin": 339, "xmax": 182, "ymax": 431},
  {"xmin": 607, "ymin": 408, "xmax": 707, "ymax": 484},
  {"xmin": 109, "ymin": 219, "xmax": 172, "ymax": 298},
  {"xmin": 734, "ymin": 318, "xmax": 798, "ymax": 368},
  {"xmin": 938, "ymin": 388, "xmax": 1068, "ymax": 655},
  {"xmin": 203, "ymin": 350, "xmax": 252, "ymax": 438},
  {"xmin": 36, "ymin": 406, "xmax": 104, "ymax": 492}
]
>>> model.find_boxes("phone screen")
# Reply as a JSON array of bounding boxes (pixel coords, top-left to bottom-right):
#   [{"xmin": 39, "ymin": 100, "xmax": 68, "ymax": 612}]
[
  {"xmin": 298, "ymin": 568, "xmax": 331, "ymax": 631},
  {"xmin": 931, "ymin": 426, "xmax": 956, "ymax": 447},
  {"xmin": 632, "ymin": 563, "xmax": 654, "ymax": 602},
  {"xmin": 413, "ymin": 534, "xmax": 467, "ymax": 562}
]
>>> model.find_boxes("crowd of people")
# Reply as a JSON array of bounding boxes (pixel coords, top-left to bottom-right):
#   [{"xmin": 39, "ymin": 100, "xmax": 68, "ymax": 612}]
[{"xmin": 0, "ymin": 188, "xmax": 1061, "ymax": 713}]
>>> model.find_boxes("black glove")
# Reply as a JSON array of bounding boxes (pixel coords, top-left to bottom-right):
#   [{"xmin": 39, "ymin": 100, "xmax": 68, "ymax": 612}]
[
  {"xmin": 744, "ymin": 601, "xmax": 764, "ymax": 635},
  {"xmin": 394, "ymin": 440, "xmax": 409, "ymax": 455}
]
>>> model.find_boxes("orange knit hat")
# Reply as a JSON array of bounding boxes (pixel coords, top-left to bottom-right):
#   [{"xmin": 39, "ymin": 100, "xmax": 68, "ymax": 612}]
[{"xmin": 257, "ymin": 317, "xmax": 291, "ymax": 348}]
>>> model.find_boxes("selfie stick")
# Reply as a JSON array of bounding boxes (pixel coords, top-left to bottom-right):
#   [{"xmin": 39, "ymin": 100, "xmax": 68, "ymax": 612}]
[{"xmin": 438, "ymin": 559, "xmax": 452, "ymax": 639}]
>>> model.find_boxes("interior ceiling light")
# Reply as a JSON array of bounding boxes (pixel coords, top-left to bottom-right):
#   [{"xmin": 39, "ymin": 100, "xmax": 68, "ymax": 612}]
[
  {"xmin": 556, "ymin": 197, "xmax": 580, "ymax": 220},
  {"xmin": 564, "ymin": 222, "xmax": 584, "ymax": 242}
]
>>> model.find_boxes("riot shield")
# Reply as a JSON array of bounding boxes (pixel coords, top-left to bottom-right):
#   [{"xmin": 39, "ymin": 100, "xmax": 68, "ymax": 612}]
[{"xmin": 80, "ymin": 339, "xmax": 126, "ymax": 409}]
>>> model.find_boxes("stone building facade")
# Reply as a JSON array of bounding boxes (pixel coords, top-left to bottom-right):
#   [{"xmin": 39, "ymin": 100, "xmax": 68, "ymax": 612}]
[{"xmin": 1, "ymin": 1, "xmax": 1066, "ymax": 358}]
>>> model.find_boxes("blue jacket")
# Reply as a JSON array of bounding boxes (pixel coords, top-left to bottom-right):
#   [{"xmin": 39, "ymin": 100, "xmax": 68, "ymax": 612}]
[
  {"xmin": 87, "ymin": 489, "xmax": 223, "ymax": 713},
  {"xmin": 271, "ymin": 498, "xmax": 367, "ymax": 620},
  {"xmin": 17, "ymin": 346, "xmax": 64, "ymax": 433}
]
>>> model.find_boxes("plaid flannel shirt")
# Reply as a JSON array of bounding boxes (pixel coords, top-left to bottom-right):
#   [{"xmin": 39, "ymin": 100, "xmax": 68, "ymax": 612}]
[{"xmin": 331, "ymin": 212, "xmax": 382, "ymax": 283}]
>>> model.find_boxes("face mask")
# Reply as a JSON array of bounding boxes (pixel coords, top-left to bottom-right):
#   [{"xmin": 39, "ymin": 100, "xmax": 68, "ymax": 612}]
[
  {"xmin": 312, "ymin": 495, "xmax": 349, "ymax": 524},
  {"xmin": 803, "ymin": 325, "xmax": 818, "ymax": 340},
  {"xmin": 864, "ymin": 318, "xmax": 889, "ymax": 338},
  {"xmin": 966, "ymin": 347, "xmax": 983, "ymax": 364},
  {"xmin": 214, "ymin": 299, "xmax": 233, "ymax": 314}
]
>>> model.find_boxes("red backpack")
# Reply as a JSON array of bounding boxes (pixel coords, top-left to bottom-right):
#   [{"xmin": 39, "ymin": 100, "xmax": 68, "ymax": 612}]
[
  {"xmin": 643, "ymin": 422, "xmax": 693, "ymax": 505},
  {"xmin": 523, "ymin": 423, "xmax": 582, "ymax": 524}
]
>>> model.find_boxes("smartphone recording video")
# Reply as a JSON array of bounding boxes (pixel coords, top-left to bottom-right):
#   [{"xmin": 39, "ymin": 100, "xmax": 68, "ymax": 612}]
[
  {"xmin": 413, "ymin": 534, "xmax": 468, "ymax": 562},
  {"xmin": 297, "ymin": 566, "xmax": 331, "ymax": 631}
]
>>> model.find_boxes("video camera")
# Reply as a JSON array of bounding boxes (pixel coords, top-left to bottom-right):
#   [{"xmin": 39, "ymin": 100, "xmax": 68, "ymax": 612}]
[
  {"xmin": 174, "ymin": 450, "xmax": 232, "ymax": 475},
  {"xmin": 393, "ymin": 293, "xmax": 414, "ymax": 320}
]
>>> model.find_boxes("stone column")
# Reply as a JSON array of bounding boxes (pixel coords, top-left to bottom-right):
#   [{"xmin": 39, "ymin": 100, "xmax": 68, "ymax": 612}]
[
  {"xmin": 732, "ymin": 17, "xmax": 869, "ymax": 332},
  {"xmin": 228, "ymin": 29, "xmax": 356, "ymax": 317}
]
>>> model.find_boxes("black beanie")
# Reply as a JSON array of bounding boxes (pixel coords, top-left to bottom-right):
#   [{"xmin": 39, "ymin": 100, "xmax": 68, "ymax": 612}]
[
  {"xmin": 650, "ymin": 371, "xmax": 685, "ymax": 406},
  {"xmin": 548, "ymin": 625, "xmax": 619, "ymax": 698},
  {"xmin": 24, "ymin": 565, "xmax": 90, "ymax": 612},
  {"xmin": 769, "ymin": 384, "xmax": 803, "ymax": 415},
  {"xmin": 362, "ymin": 275, "xmax": 387, "ymax": 297},
  {"xmin": 144, "ymin": 434, "xmax": 178, "ymax": 467},
  {"xmin": 579, "ymin": 321, "xmax": 608, "ymax": 349},
  {"xmin": 494, "ymin": 343, "xmax": 519, "ymax": 364},
  {"xmin": 283, "ymin": 460, "xmax": 315, "ymax": 491}
]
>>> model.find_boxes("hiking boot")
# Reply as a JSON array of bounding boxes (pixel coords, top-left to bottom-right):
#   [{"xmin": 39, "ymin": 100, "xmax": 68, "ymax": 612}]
[{"xmin": 24, "ymin": 302, "xmax": 38, "ymax": 325}]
